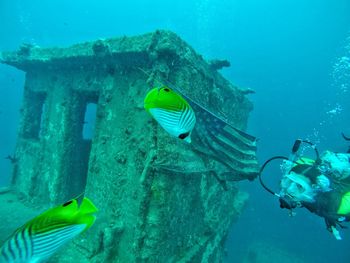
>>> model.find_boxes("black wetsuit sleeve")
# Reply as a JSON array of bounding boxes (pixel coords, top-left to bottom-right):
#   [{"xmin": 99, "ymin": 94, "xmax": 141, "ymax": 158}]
[{"xmin": 303, "ymin": 191, "xmax": 343, "ymax": 230}]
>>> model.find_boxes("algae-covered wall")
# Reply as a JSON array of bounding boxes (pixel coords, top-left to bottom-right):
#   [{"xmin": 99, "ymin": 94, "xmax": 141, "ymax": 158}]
[{"xmin": 0, "ymin": 30, "xmax": 258, "ymax": 262}]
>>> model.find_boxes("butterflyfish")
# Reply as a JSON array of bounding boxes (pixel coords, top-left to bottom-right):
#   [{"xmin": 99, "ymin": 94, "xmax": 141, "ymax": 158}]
[
  {"xmin": 0, "ymin": 197, "xmax": 98, "ymax": 263},
  {"xmin": 144, "ymin": 87, "xmax": 196, "ymax": 143}
]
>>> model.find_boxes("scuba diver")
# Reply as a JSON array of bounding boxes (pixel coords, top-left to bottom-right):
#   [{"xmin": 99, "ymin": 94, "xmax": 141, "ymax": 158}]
[{"xmin": 259, "ymin": 135, "xmax": 350, "ymax": 240}]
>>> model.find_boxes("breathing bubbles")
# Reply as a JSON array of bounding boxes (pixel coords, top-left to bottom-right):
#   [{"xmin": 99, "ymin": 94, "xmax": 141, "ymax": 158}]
[
  {"xmin": 332, "ymin": 34, "xmax": 350, "ymax": 95},
  {"xmin": 302, "ymin": 130, "xmax": 322, "ymax": 154},
  {"xmin": 332, "ymin": 55, "xmax": 350, "ymax": 94},
  {"xmin": 310, "ymin": 33, "xmax": 350, "ymax": 143},
  {"xmin": 326, "ymin": 103, "xmax": 343, "ymax": 116}
]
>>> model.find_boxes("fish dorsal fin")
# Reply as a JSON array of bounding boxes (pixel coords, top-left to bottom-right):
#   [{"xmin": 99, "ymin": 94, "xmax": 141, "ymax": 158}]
[
  {"xmin": 75, "ymin": 198, "xmax": 98, "ymax": 231},
  {"xmin": 79, "ymin": 197, "xmax": 98, "ymax": 215}
]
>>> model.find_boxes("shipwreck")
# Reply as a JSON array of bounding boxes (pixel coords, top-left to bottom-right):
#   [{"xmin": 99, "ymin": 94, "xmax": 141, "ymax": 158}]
[{"xmin": 0, "ymin": 30, "xmax": 258, "ymax": 262}]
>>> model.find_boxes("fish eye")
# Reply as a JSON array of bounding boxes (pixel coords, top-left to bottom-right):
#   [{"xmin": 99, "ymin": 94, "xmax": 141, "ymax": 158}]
[
  {"xmin": 163, "ymin": 88, "xmax": 170, "ymax": 92},
  {"xmin": 63, "ymin": 200, "xmax": 73, "ymax": 207},
  {"xmin": 179, "ymin": 132, "xmax": 190, "ymax": 139}
]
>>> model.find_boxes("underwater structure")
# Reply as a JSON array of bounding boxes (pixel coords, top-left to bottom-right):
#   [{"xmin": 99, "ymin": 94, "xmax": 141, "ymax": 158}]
[{"xmin": 0, "ymin": 30, "xmax": 258, "ymax": 262}]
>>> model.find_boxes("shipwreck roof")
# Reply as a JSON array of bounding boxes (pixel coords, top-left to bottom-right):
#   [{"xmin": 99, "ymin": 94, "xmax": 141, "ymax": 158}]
[{"xmin": 0, "ymin": 30, "xmax": 209, "ymax": 72}]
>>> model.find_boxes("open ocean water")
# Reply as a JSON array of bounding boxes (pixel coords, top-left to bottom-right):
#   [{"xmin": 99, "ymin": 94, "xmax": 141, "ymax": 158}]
[{"xmin": 1, "ymin": 1, "xmax": 350, "ymax": 262}]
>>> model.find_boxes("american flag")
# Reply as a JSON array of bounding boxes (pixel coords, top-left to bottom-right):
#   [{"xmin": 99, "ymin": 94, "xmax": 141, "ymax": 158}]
[
  {"xmin": 187, "ymin": 98, "xmax": 259, "ymax": 182},
  {"xmin": 143, "ymin": 68, "xmax": 259, "ymax": 183}
]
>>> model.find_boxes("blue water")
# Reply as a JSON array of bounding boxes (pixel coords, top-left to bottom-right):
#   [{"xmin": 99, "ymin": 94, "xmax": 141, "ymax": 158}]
[{"xmin": 1, "ymin": 0, "xmax": 350, "ymax": 262}]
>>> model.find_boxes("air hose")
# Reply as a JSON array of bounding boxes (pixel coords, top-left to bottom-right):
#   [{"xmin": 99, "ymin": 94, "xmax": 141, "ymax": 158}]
[
  {"xmin": 258, "ymin": 139, "xmax": 320, "ymax": 196},
  {"xmin": 342, "ymin": 132, "xmax": 350, "ymax": 141},
  {"xmin": 258, "ymin": 156, "xmax": 289, "ymax": 197}
]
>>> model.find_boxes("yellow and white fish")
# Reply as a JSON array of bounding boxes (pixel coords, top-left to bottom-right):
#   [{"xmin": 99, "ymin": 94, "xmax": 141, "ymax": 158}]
[
  {"xmin": 144, "ymin": 87, "xmax": 196, "ymax": 143},
  {"xmin": 0, "ymin": 197, "xmax": 98, "ymax": 263}
]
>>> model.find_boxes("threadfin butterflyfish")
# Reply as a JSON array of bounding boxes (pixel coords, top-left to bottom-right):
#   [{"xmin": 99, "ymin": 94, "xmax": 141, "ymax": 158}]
[
  {"xmin": 144, "ymin": 87, "xmax": 196, "ymax": 143},
  {"xmin": 0, "ymin": 197, "xmax": 98, "ymax": 263}
]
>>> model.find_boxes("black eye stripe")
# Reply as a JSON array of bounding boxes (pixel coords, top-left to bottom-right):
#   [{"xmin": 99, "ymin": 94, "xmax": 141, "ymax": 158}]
[
  {"xmin": 179, "ymin": 132, "xmax": 190, "ymax": 139},
  {"xmin": 63, "ymin": 200, "xmax": 73, "ymax": 207}
]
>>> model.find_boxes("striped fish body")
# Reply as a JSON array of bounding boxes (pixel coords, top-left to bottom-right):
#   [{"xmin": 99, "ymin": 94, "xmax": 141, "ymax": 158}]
[
  {"xmin": 144, "ymin": 87, "xmax": 196, "ymax": 143},
  {"xmin": 0, "ymin": 198, "xmax": 97, "ymax": 263},
  {"xmin": 0, "ymin": 224, "xmax": 85, "ymax": 263}
]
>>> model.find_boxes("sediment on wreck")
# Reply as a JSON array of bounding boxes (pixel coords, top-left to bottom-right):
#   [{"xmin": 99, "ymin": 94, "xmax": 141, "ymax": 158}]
[{"xmin": 0, "ymin": 30, "xmax": 258, "ymax": 262}]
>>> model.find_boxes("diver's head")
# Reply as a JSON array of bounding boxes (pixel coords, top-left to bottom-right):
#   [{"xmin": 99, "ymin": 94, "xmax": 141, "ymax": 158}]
[{"xmin": 280, "ymin": 172, "xmax": 316, "ymax": 202}]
